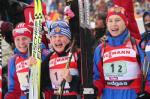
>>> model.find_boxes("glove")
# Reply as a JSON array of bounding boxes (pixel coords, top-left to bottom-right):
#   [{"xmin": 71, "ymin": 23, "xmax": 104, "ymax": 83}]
[
  {"xmin": 137, "ymin": 91, "xmax": 150, "ymax": 99},
  {"xmin": 64, "ymin": 6, "xmax": 75, "ymax": 19}
]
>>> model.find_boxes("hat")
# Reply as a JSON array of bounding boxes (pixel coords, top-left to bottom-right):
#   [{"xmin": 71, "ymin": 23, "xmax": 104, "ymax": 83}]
[
  {"xmin": 49, "ymin": 20, "xmax": 71, "ymax": 39},
  {"xmin": 24, "ymin": 2, "xmax": 47, "ymax": 25},
  {"xmin": 106, "ymin": 5, "xmax": 128, "ymax": 26},
  {"xmin": 13, "ymin": 22, "xmax": 33, "ymax": 39}
]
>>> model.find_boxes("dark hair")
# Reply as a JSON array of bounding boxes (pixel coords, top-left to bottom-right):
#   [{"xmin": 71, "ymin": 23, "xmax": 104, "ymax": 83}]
[{"xmin": 143, "ymin": 11, "xmax": 150, "ymax": 24}]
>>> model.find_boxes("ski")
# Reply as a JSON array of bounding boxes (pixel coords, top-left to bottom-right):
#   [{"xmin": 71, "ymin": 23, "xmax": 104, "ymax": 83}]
[
  {"xmin": 68, "ymin": 0, "xmax": 96, "ymax": 98},
  {"xmin": 78, "ymin": 0, "xmax": 95, "ymax": 98},
  {"xmin": 29, "ymin": 0, "xmax": 43, "ymax": 99}
]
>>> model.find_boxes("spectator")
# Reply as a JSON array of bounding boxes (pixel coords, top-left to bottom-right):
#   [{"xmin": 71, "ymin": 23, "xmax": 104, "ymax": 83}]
[{"xmin": 140, "ymin": 11, "xmax": 150, "ymax": 50}]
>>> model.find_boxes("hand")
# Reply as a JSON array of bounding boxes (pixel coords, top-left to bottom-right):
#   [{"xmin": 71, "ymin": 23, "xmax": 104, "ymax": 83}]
[
  {"xmin": 137, "ymin": 91, "xmax": 150, "ymax": 99},
  {"xmin": 64, "ymin": 6, "xmax": 75, "ymax": 19},
  {"xmin": 26, "ymin": 56, "xmax": 37, "ymax": 66},
  {"xmin": 54, "ymin": 87, "xmax": 61, "ymax": 95},
  {"xmin": 97, "ymin": 96, "xmax": 101, "ymax": 99},
  {"xmin": 62, "ymin": 69, "xmax": 72, "ymax": 82},
  {"xmin": 100, "ymin": 35, "xmax": 107, "ymax": 43}
]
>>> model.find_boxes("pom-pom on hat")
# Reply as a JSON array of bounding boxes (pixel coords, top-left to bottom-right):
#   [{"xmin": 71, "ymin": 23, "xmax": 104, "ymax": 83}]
[
  {"xmin": 106, "ymin": 5, "xmax": 128, "ymax": 26},
  {"xmin": 13, "ymin": 22, "xmax": 33, "ymax": 39},
  {"xmin": 49, "ymin": 20, "xmax": 71, "ymax": 39}
]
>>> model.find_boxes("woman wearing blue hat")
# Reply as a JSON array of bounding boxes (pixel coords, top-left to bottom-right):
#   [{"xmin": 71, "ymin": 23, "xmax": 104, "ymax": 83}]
[{"xmin": 41, "ymin": 20, "xmax": 81, "ymax": 99}]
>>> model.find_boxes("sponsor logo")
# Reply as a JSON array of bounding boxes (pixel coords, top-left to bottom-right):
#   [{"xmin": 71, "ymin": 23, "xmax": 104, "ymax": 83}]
[
  {"xmin": 103, "ymin": 48, "xmax": 136, "ymax": 61},
  {"xmin": 107, "ymin": 81, "xmax": 128, "ymax": 86},
  {"xmin": 50, "ymin": 56, "xmax": 69, "ymax": 67},
  {"xmin": 106, "ymin": 80, "xmax": 133, "ymax": 87}
]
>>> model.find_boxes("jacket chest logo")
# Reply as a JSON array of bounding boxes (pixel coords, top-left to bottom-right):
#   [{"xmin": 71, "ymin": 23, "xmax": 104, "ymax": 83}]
[
  {"xmin": 103, "ymin": 48, "xmax": 136, "ymax": 61},
  {"xmin": 49, "ymin": 56, "xmax": 70, "ymax": 67}
]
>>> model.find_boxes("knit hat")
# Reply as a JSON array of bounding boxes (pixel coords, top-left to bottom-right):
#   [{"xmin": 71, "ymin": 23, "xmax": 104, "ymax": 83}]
[
  {"xmin": 49, "ymin": 20, "xmax": 71, "ymax": 39},
  {"xmin": 106, "ymin": 5, "xmax": 128, "ymax": 26},
  {"xmin": 13, "ymin": 23, "xmax": 33, "ymax": 39}
]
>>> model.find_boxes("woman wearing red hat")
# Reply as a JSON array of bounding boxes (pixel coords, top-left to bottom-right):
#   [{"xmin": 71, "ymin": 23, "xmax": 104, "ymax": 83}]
[
  {"xmin": 93, "ymin": 6, "xmax": 150, "ymax": 99},
  {"xmin": 4, "ymin": 22, "xmax": 37, "ymax": 99}
]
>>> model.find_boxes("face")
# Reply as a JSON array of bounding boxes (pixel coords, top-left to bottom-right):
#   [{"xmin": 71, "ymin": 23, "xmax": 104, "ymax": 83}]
[
  {"xmin": 50, "ymin": 34, "xmax": 70, "ymax": 53},
  {"xmin": 107, "ymin": 15, "xmax": 126, "ymax": 37},
  {"xmin": 144, "ymin": 15, "xmax": 150, "ymax": 31},
  {"xmin": 14, "ymin": 36, "xmax": 32, "ymax": 53},
  {"xmin": 96, "ymin": 19, "xmax": 105, "ymax": 28}
]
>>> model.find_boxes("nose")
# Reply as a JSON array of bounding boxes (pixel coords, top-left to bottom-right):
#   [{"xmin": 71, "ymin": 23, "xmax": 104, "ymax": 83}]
[
  {"xmin": 111, "ymin": 20, "xmax": 117, "ymax": 26},
  {"xmin": 55, "ymin": 36, "xmax": 61, "ymax": 41},
  {"xmin": 19, "ymin": 39, "xmax": 25, "ymax": 45}
]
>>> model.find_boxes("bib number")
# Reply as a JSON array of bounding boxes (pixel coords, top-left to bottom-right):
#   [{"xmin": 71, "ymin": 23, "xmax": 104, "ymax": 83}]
[
  {"xmin": 104, "ymin": 61, "xmax": 127, "ymax": 75},
  {"xmin": 50, "ymin": 69, "xmax": 70, "ymax": 89}
]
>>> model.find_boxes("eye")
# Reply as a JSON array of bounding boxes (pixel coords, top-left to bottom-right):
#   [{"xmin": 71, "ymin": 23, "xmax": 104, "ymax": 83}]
[
  {"xmin": 21, "ymin": 37, "xmax": 28, "ymax": 41},
  {"xmin": 108, "ymin": 19, "xmax": 113, "ymax": 23},
  {"xmin": 51, "ymin": 35, "xmax": 56, "ymax": 39},
  {"xmin": 15, "ymin": 38, "xmax": 20, "ymax": 42},
  {"xmin": 59, "ymin": 35, "xmax": 63, "ymax": 38},
  {"xmin": 23, "ymin": 38, "xmax": 27, "ymax": 40},
  {"xmin": 115, "ymin": 19, "xmax": 120, "ymax": 22}
]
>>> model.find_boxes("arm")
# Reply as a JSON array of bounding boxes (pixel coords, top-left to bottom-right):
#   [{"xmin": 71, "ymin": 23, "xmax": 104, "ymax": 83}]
[
  {"xmin": 136, "ymin": 40, "xmax": 150, "ymax": 98},
  {"xmin": 69, "ymin": 53, "xmax": 81, "ymax": 93},
  {"xmin": 41, "ymin": 53, "xmax": 52, "ymax": 91},
  {"xmin": 93, "ymin": 45, "xmax": 105, "ymax": 96},
  {"xmin": 145, "ymin": 41, "xmax": 150, "ymax": 94},
  {"xmin": 4, "ymin": 55, "xmax": 21, "ymax": 99},
  {"xmin": 69, "ymin": 75, "xmax": 80, "ymax": 92}
]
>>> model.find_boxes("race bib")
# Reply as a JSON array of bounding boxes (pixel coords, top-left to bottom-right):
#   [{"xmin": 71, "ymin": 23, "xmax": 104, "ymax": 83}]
[
  {"xmin": 17, "ymin": 72, "xmax": 29, "ymax": 91},
  {"xmin": 104, "ymin": 61, "xmax": 127, "ymax": 75},
  {"xmin": 103, "ymin": 61, "xmax": 140, "ymax": 80},
  {"xmin": 50, "ymin": 69, "xmax": 70, "ymax": 89},
  {"xmin": 16, "ymin": 60, "xmax": 29, "ymax": 91}
]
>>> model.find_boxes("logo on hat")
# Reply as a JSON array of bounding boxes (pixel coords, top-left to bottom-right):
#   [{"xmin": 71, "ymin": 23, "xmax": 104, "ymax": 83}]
[
  {"xmin": 109, "ymin": 6, "xmax": 125, "ymax": 15},
  {"xmin": 54, "ymin": 26, "xmax": 61, "ymax": 33}
]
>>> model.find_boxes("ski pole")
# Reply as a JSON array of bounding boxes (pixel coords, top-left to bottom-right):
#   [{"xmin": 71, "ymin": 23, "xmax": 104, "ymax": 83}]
[{"xmin": 57, "ymin": 53, "xmax": 73, "ymax": 99}]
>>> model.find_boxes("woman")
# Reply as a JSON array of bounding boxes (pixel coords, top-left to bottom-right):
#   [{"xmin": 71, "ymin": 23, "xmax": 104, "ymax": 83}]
[{"xmin": 93, "ymin": 6, "xmax": 150, "ymax": 99}]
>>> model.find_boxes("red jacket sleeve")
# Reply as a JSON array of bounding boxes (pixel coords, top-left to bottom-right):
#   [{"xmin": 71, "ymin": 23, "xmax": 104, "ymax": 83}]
[{"xmin": 4, "ymin": 92, "xmax": 21, "ymax": 99}]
